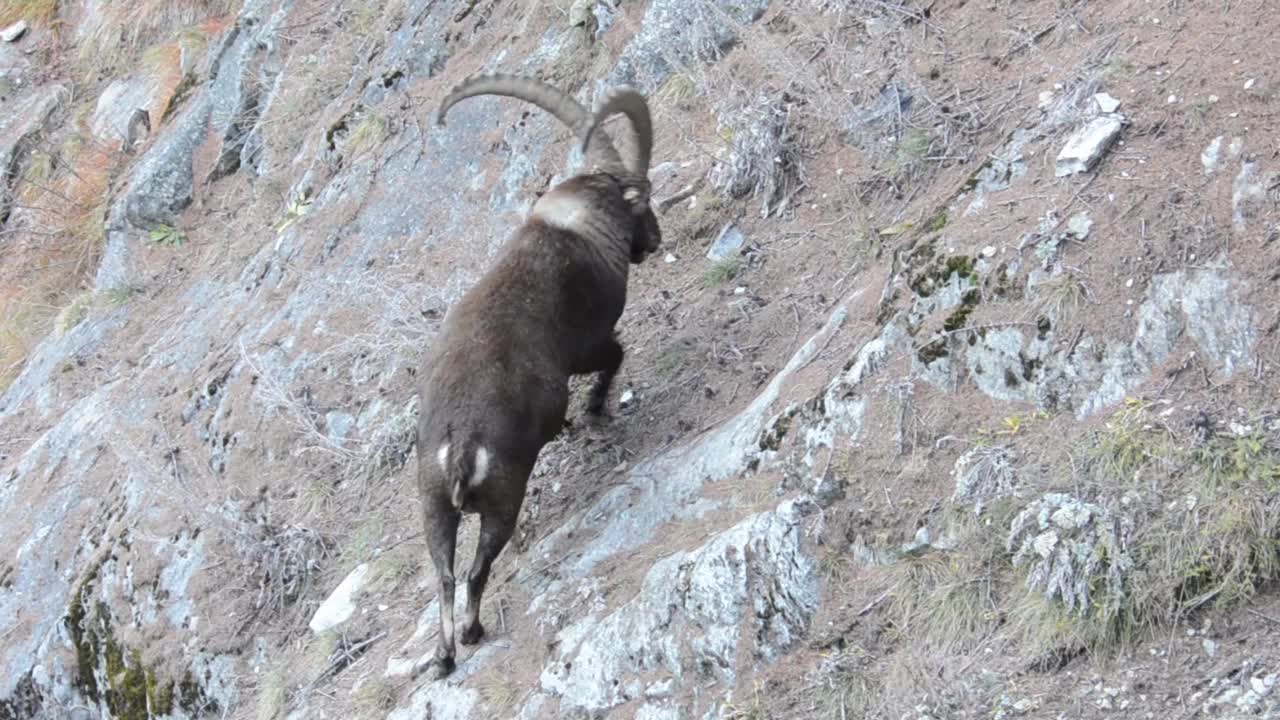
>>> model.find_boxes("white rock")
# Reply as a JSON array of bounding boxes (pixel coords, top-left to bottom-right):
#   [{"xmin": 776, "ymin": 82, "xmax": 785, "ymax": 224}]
[
  {"xmin": 308, "ymin": 563, "xmax": 370, "ymax": 634},
  {"xmin": 1055, "ymin": 114, "xmax": 1124, "ymax": 177},
  {"xmin": 663, "ymin": 252, "xmax": 677, "ymax": 264},
  {"xmin": 619, "ymin": 389, "xmax": 635, "ymax": 406},
  {"xmin": 981, "ymin": 245, "xmax": 997, "ymax": 258},
  {"xmin": 1244, "ymin": 78, "xmax": 1257, "ymax": 90},
  {"xmin": 1, "ymin": 20, "xmax": 27, "ymax": 42},
  {"xmin": 1067, "ymin": 212, "xmax": 1093, "ymax": 239},
  {"xmin": 1167, "ymin": 94, "xmax": 1177, "ymax": 104},
  {"xmin": 1038, "ymin": 90, "xmax": 1056, "ymax": 108},
  {"xmin": 1094, "ymin": 93, "xmax": 1121, "ymax": 113},
  {"xmin": 733, "ymin": 286, "xmax": 746, "ymax": 295},
  {"xmin": 1202, "ymin": 638, "xmax": 1217, "ymax": 657},
  {"xmin": 1201, "ymin": 136, "xmax": 1224, "ymax": 175}
]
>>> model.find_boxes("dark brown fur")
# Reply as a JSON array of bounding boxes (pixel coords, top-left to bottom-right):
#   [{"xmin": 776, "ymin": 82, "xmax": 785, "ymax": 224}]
[{"xmin": 415, "ymin": 78, "xmax": 659, "ymax": 679}]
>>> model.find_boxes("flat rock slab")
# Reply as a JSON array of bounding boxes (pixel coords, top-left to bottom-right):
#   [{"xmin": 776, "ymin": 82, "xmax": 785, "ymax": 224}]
[
  {"xmin": 1, "ymin": 21, "xmax": 27, "ymax": 43},
  {"xmin": 1055, "ymin": 113, "xmax": 1124, "ymax": 177}
]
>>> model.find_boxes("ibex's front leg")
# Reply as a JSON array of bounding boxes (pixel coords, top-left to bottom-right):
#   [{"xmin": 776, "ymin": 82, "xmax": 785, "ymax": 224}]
[{"xmin": 584, "ymin": 334, "xmax": 624, "ymax": 419}]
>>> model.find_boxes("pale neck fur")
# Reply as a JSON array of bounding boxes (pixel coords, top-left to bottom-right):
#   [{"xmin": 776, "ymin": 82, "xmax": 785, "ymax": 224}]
[{"xmin": 530, "ymin": 188, "xmax": 631, "ymax": 280}]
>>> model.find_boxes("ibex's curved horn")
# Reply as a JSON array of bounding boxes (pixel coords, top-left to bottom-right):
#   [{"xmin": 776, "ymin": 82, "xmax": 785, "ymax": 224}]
[
  {"xmin": 435, "ymin": 73, "xmax": 626, "ymax": 172},
  {"xmin": 582, "ymin": 88, "xmax": 652, "ymax": 181},
  {"xmin": 582, "ymin": 87, "xmax": 653, "ymax": 212}
]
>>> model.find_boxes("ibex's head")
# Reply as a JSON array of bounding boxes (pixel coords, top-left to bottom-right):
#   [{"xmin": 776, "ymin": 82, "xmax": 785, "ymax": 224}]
[
  {"xmin": 582, "ymin": 86, "xmax": 661, "ymax": 263},
  {"xmin": 436, "ymin": 74, "xmax": 661, "ymax": 262}
]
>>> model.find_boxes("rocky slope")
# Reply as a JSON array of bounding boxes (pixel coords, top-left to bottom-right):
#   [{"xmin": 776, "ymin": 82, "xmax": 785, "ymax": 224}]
[{"xmin": 1, "ymin": 0, "xmax": 1278, "ymax": 719}]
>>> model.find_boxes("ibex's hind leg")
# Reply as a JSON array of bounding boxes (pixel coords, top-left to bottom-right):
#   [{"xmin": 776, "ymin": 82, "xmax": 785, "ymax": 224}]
[
  {"xmin": 585, "ymin": 335, "xmax": 624, "ymax": 418},
  {"xmin": 423, "ymin": 492, "xmax": 460, "ymax": 678},
  {"xmin": 460, "ymin": 505, "xmax": 519, "ymax": 645}
]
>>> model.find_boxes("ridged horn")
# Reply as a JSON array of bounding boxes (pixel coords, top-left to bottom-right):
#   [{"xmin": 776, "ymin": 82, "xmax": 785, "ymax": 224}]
[
  {"xmin": 435, "ymin": 73, "xmax": 626, "ymax": 171},
  {"xmin": 581, "ymin": 87, "xmax": 652, "ymax": 182}
]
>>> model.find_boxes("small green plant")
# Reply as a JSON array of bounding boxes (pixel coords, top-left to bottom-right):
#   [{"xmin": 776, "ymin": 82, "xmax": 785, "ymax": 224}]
[
  {"xmin": 925, "ymin": 210, "xmax": 948, "ymax": 233},
  {"xmin": 1184, "ymin": 98, "xmax": 1213, "ymax": 129},
  {"xmin": 276, "ymin": 191, "xmax": 313, "ymax": 233},
  {"xmin": 1103, "ymin": 54, "xmax": 1137, "ymax": 79},
  {"xmin": 103, "ymin": 284, "xmax": 136, "ymax": 306},
  {"xmin": 891, "ymin": 128, "xmax": 933, "ymax": 176},
  {"xmin": 653, "ymin": 343, "xmax": 691, "ymax": 377},
  {"xmin": 701, "ymin": 256, "xmax": 740, "ymax": 288},
  {"xmin": 148, "ymin": 224, "xmax": 186, "ymax": 247}
]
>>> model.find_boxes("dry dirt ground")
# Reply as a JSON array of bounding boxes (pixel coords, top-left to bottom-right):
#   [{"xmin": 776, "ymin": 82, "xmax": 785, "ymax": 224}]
[{"xmin": 3, "ymin": 0, "xmax": 1280, "ymax": 718}]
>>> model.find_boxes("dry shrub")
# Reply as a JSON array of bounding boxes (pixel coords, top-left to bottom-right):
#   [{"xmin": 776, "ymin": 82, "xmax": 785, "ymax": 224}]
[{"xmin": 708, "ymin": 88, "xmax": 805, "ymax": 218}]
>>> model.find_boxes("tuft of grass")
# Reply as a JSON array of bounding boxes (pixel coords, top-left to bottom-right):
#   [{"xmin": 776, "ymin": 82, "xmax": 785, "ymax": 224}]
[
  {"xmin": 885, "ymin": 549, "xmax": 997, "ymax": 652},
  {"xmin": 254, "ymin": 667, "xmax": 288, "ymax": 720},
  {"xmin": 302, "ymin": 631, "xmax": 339, "ymax": 683},
  {"xmin": 367, "ymin": 549, "xmax": 418, "ymax": 594},
  {"xmin": 352, "ymin": 677, "xmax": 396, "ymax": 713},
  {"xmin": 655, "ymin": 72, "xmax": 696, "ymax": 109},
  {"xmin": 54, "ymin": 291, "xmax": 94, "ymax": 335},
  {"xmin": 701, "ymin": 257, "xmax": 740, "ymax": 288},
  {"xmin": 0, "ymin": 0, "xmax": 57, "ymax": 26},
  {"xmin": 475, "ymin": 674, "xmax": 520, "ymax": 715},
  {"xmin": 346, "ymin": 111, "xmax": 387, "ymax": 157},
  {"xmin": 1030, "ymin": 269, "xmax": 1089, "ymax": 325},
  {"xmin": 723, "ymin": 680, "xmax": 771, "ymax": 720},
  {"xmin": 148, "ymin": 224, "xmax": 187, "ymax": 247}
]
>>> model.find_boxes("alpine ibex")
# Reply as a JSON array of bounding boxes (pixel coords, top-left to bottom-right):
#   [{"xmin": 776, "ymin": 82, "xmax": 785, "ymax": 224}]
[{"xmin": 415, "ymin": 74, "xmax": 660, "ymax": 678}]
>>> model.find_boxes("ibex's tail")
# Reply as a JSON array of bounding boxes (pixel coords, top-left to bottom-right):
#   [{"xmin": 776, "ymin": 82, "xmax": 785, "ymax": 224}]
[{"xmin": 437, "ymin": 431, "xmax": 490, "ymax": 510}]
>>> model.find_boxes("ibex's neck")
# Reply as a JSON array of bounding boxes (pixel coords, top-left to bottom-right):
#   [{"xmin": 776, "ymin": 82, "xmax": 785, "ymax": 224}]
[{"xmin": 531, "ymin": 188, "xmax": 630, "ymax": 279}]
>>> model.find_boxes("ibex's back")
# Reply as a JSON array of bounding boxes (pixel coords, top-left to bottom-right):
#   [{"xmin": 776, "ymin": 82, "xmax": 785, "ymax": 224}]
[{"xmin": 414, "ymin": 74, "xmax": 660, "ymax": 680}]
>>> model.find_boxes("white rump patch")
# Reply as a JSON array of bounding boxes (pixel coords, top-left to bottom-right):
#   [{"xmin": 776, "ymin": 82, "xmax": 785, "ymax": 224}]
[
  {"xmin": 436, "ymin": 444, "xmax": 449, "ymax": 471},
  {"xmin": 471, "ymin": 447, "xmax": 490, "ymax": 487}
]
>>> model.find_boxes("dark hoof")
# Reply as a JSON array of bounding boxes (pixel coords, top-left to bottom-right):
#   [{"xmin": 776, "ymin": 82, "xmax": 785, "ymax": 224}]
[
  {"xmin": 418, "ymin": 652, "xmax": 454, "ymax": 680},
  {"xmin": 459, "ymin": 620, "xmax": 485, "ymax": 646}
]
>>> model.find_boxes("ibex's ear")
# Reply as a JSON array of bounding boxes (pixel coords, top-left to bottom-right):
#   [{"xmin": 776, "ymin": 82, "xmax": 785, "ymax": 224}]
[{"xmin": 623, "ymin": 186, "xmax": 649, "ymax": 215}]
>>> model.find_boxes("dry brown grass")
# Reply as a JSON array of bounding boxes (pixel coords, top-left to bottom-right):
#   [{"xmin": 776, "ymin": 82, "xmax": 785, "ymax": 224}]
[
  {"xmin": 1, "ymin": 133, "xmax": 117, "ymax": 391},
  {"xmin": 77, "ymin": 0, "xmax": 234, "ymax": 82},
  {"xmin": 0, "ymin": 0, "xmax": 57, "ymax": 26}
]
